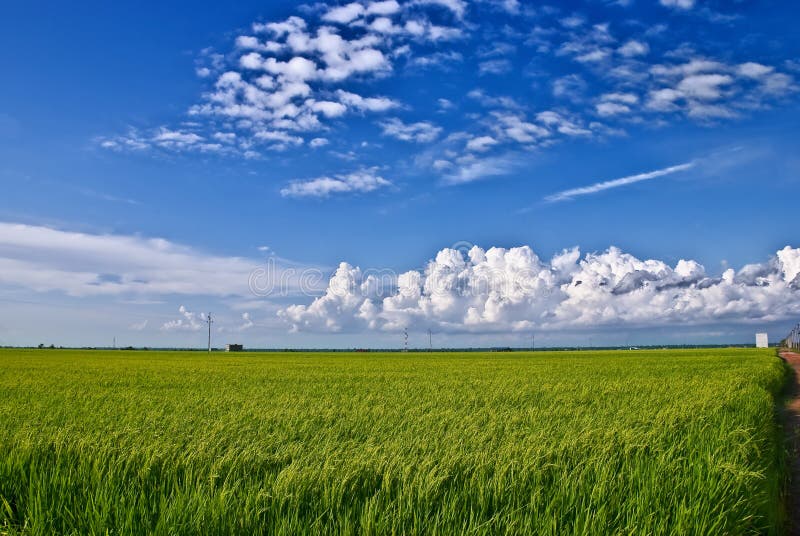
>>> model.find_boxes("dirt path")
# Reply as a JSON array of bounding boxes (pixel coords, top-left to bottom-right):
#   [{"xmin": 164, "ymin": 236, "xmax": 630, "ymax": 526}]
[{"xmin": 780, "ymin": 350, "xmax": 800, "ymax": 535}]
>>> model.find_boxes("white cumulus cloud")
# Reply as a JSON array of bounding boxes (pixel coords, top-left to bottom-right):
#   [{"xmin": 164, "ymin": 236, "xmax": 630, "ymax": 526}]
[
  {"xmin": 279, "ymin": 243, "xmax": 800, "ymax": 333},
  {"xmin": 466, "ymin": 135, "xmax": 499, "ymax": 152},
  {"xmin": 162, "ymin": 306, "xmax": 205, "ymax": 332},
  {"xmin": 322, "ymin": 2, "xmax": 365, "ymax": 24}
]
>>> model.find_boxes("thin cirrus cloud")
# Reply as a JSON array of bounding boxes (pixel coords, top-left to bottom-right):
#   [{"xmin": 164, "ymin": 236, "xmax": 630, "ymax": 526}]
[{"xmin": 543, "ymin": 161, "xmax": 696, "ymax": 203}]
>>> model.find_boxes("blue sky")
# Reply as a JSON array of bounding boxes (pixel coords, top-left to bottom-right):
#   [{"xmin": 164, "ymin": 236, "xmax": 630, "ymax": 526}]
[{"xmin": 1, "ymin": 0, "xmax": 799, "ymax": 348}]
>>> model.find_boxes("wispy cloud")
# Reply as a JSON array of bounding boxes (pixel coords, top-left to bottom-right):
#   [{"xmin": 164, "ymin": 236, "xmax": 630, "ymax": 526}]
[
  {"xmin": 442, "ymin": 154, "xmax": 519, "ymax": 185},
  {"xmin": 281, "ymin": 168, "xmax": 392, "ymax": 198},
  {"xmin": 379, "ymin": 118, "xmax": 442, "ymax": 143},
  {"xmin": 543, "ymin": 161, "xmax": 696, "ymax": 203},
  {"xmin": 80, "ymin": 189, "xmax": 140, "ymax": 206},
  {"xmin": 0, "ymin": 222, "xmax": 317, "ymax": 297},
  {"xmin": 128, "ymin": 319, "xmax": 149, "ymax": 331},
  {"xmin": 660, "ymin": 0, "xmax": 695, "ymax": 9}
]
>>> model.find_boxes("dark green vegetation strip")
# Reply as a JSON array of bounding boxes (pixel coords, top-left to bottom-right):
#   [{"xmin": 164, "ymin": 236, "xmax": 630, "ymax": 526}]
[{"xmin": 0, "ymin": 348, "xmax": 788, "ymax": 535}]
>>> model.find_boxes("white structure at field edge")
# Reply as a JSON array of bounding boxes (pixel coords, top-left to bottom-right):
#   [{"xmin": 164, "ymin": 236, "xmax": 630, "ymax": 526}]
[{"xmin": 756, "ymin": 333, "xmax": 769, "ymax": 348}]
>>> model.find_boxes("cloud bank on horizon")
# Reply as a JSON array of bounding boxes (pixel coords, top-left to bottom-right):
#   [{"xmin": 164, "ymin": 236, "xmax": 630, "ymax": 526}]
[
  {"xmin": 96, "ymin": 0, "xmax": 797, "ymax": 196},
  {"xmin": 1, "ymin": 222, "xmax": 798, "ymax": 337},
  {"xmin": 279, "ymin": 243, "xmax": 800, "ymax": 334}
]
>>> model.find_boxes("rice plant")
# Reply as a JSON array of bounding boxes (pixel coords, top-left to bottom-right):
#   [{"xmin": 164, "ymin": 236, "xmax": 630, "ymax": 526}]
[{"xmin": 0, "ymin": 348, "xmax": 787, "ymax": 535}]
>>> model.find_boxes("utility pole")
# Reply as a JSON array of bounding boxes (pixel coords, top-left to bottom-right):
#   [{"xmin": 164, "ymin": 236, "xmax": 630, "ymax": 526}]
[
  {"xmin": 428, "ymin": 328, "xmax": 432, "ymax": 350},
  {"xmin": 531, "ymin": 333, "xmax": 535, "ymax": 352},
  {"xmin": 403, "ymin": 328, "xmax": 408, "ymax": 352},
  {"xmin": 113, "ymin": 336, "xmax": 116, "ymax": 350},
  {"xmin": 206, "ymin": 313, "xmax": 214, "ymax": 353},
  {"xmin": 795, "ymin": 323, "xmax": 800, "ymax": 350}
]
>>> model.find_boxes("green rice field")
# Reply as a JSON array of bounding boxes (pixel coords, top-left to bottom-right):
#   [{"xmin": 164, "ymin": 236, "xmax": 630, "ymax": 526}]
[{"xmin": 0, "ymin": 348, "xmax": 789, "ymax": 534}]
